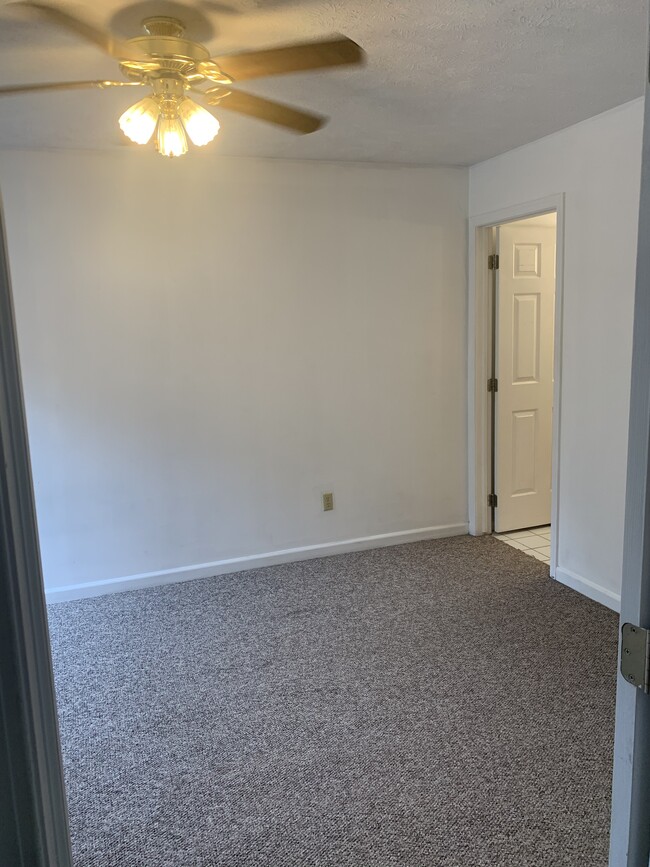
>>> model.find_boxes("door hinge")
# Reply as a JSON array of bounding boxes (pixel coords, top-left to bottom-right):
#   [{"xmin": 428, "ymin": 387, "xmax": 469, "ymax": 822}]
[
  {"xmin": 488, "ymin": 493, "xmax": 498, "ymax": 508},
  {"xmin": 487, "ymin": 378, "xmax": 499, "ymax": 393},
  {"xmin": 488, "ymin": 253, "xmax": 500, "ymax": 270},
  {"xmin": 621, "ymin": 623, "xmax": 650, "ymax": 693}
]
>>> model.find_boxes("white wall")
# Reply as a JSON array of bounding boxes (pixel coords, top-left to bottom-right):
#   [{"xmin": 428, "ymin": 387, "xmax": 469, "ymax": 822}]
[
  {"xmin": 0, "ymin": 150, "xmax": 469, "ymax": 599},
  {"xmin": 470, "ymin": 98, "xmax": 644, "ymax": 608}
]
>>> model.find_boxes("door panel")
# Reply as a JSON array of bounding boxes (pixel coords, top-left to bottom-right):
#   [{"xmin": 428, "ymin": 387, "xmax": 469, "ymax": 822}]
[
  {"xmin": 494, "ymin": 217, "xmax": 556, "ymax": 534},
  {"xmin": 512, "ymin": 410, "xmax": 537, "ymax": 494},
  {"xmin": 512, "ymin": 294, "xmax": 540, "ymax": 382}
]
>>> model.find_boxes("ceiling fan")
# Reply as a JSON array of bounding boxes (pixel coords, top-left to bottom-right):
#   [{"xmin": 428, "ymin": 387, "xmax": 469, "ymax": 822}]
[{"xmin": 0, "ymin": 2, "xmax": 365, "ymax": 156}]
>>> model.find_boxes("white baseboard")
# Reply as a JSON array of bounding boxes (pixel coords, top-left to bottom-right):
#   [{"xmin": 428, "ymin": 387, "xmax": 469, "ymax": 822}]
[
  {"xmin": 46, "ymin": 523, "xmax": 469, "ymax": 603},
  {"xmin": 554, "ymin": 566, "xmax": 621, "ymax": 613}
]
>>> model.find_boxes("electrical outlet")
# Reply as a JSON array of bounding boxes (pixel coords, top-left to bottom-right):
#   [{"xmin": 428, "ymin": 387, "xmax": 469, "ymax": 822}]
[{"xmin": 322, "ymin": 492, "xmax": 334, "ymax": 512}]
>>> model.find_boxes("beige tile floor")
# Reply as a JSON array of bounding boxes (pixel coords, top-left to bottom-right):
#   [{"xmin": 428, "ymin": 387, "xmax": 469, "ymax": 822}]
[{"xmin": 494, "ymin": 525, "xmax": 551, "ymax": 564}]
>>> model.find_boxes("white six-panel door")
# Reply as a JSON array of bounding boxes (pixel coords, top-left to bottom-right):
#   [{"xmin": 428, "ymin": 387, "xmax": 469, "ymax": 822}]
[{"xmin": 494, "ymin": 217, "xmax": 556, "ymax": 533}]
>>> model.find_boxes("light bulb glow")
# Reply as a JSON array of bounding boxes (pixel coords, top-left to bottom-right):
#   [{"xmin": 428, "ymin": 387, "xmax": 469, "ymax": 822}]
[
  {"xmin": 179, "ymin": 99, "xmax": 220, "ymax": 147},
  {"xmin": 156, "ymin": 115, "xmax": 188, "ymax": 157},
  {"xmin": 118, "ymin": 97, "xmax": 159, "ymax": 145}
]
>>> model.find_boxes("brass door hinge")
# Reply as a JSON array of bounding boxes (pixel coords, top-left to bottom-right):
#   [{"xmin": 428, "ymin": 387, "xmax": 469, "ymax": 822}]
[
  {"xmin": 621, "ymin": 623, "xmax": 650, "ymax": 693},
  {"xmin": 488, "ymin": 254, "xmax": 500, "ymax": 270}
]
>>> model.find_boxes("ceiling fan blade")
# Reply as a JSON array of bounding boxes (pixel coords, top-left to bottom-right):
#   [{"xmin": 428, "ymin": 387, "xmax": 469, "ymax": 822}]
[
  {"xmin": 211, "ymin": 36, "xmax": 364, "ymax": 82},
  {"xmin": 0, "ymin": 80, "xmax": 145, "ymax": 96},
  {"xmin": 194, "ymin": 87, "xmax": 326, "ymax": 134},
  {"xmin": 14, "ymin": 2, "xmax": 145, "ymax": 60}
]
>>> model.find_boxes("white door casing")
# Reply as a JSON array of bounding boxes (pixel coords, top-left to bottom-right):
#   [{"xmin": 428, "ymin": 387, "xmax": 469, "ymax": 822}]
[
  {"xmin": 495, "ymin": 218, "xmax": 556, "ymax": 533},
  {"xmin": 609, "ymin": 45, "xmax": 650, "ymax": 864}
]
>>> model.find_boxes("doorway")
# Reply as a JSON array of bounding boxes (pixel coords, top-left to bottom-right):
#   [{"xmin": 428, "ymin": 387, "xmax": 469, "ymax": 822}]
[
  {"xmin": 490, "ymin": 213, "xmax": 556, "ymax": 566},
  {"xmin": 468, "ymin": 195, "xmax": 565, "ymax": 578}
]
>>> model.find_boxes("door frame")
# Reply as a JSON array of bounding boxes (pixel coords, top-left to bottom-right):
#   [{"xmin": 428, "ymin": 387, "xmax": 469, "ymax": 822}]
[
  {"xmin": 0, "ymin": 202, "xmax": 73, "ymax": 864},
  {"xmin": 468, "ymin": 193, "xmax": 565, "ymax": 576},
  {"xmin": 609, "ymin": 59, "xmax": 650, "ymax": 864}
]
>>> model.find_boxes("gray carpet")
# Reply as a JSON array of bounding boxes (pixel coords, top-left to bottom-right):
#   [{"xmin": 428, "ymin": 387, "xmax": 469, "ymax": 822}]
[{"xmin": 47, "ymin": 535, "xmax": 618, "ymax": 867}]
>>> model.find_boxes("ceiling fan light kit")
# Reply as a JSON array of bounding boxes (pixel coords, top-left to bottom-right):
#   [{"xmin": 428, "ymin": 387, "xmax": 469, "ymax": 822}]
[
  {"xmin": 116, "ymin": 16, "xmax": 222, "ymax": 157},
  {"xmin": 118, "ymin": 75, "xmax": 221, "ymax": 155},
  {"xmin": 2, "ymin": 3, "xmax": 365, "ymax": 159}
]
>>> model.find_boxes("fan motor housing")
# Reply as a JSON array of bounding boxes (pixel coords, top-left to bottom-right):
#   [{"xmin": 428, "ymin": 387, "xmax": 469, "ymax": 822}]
[
  {"xmin": 121, "ymin": 35, "xmax": 210, "ymax": 77},
  {"xmin": 119, "ymin": 18, "xmax": 232, "ymax": 84}
]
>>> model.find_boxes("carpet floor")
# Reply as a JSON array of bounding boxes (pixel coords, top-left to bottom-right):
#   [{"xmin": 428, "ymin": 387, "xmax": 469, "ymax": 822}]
[{"xmin": 47, "ymin": 535, "xmax": 618, "ymax": 867}]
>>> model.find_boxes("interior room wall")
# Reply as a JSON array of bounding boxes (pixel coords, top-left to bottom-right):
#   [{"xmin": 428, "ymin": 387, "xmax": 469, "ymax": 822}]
[
  {"xmin": 0, "ymin": 150, "xmax": 469, "ymax": 600},
  {"xmin": 469, "ymin": 98, "xmax": 644, "ymax": 609}
]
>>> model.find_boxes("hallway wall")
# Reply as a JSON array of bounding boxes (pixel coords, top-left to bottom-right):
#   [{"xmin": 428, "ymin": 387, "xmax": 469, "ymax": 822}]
[{"xmin": 470, "ymin": 98, "xmax": 644, "ymax": 608}]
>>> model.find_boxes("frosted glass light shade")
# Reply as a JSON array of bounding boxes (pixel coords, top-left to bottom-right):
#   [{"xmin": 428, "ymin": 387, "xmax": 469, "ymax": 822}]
[
  {"xmin": 179, "ymin": 99, "xmax": 220, "ymax": 147},
  {"xmin": 118, "ymin": 97, "xmax": 159, "ymax": 145},
  {"xmin": 156, "ymin": 115, "xmax": 188, "ymax": 157}
]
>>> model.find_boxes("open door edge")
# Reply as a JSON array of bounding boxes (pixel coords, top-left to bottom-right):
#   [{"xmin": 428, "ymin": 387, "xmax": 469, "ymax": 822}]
[
  {"xmin": 0, "ymin": 197, "xmax": 72, "ymax": 864},
  {"xmin": 609, "ymin": 12, "xmax": 650, "ymax": 864}
]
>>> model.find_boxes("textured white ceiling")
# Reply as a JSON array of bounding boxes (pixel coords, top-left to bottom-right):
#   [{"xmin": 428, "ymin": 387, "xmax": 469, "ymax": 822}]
[{"xmin": 0, "ymin": 0, "xmax": 646, "ymax": 165}]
